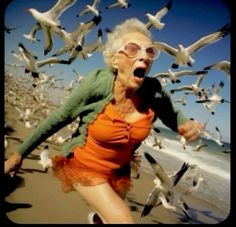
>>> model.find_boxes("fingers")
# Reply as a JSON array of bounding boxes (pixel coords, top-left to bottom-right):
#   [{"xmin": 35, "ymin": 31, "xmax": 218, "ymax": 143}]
[{"xmin": 178, "ymin": 119, "xmax": 203, "ymax": 142}]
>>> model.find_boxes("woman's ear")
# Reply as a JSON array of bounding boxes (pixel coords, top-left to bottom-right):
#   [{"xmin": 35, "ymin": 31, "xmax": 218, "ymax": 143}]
[{"xmin": 111, "ymin": 55, "xmax": 119, "ymax": 69}]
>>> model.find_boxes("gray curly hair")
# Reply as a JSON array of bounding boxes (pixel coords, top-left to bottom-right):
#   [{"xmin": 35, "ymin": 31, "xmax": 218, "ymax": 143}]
[{"xmin": 103, "ymin": 18, "xmax": 152, "ymax": 69}]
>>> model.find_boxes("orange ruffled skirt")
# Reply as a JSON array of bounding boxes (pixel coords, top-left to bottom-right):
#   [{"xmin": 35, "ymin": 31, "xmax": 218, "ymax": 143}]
[{"xmin": 52, "ymin": 154, "xmax": 132, "ymax": 196}]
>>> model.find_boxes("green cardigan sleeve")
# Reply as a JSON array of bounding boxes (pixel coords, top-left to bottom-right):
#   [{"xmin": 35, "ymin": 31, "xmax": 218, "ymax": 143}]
[{"xmin": 17, "ymin": 69, "xmax": 106, "ymax": 158}]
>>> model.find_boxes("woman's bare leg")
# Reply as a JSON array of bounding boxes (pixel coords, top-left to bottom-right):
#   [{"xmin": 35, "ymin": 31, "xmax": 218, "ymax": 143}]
[{"xmin": 73, "ymin": 182, "xmax": 135, "ymax": 224}]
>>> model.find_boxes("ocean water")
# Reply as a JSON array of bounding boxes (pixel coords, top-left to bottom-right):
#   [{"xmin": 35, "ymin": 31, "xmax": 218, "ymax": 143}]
[{"xmin": 139, "ymin": 127, "xmax": 230, "ymax": 216}]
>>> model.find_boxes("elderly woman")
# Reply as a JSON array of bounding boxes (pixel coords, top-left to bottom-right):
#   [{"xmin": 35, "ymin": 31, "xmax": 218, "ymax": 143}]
[{"xmin": 5, "ymin": 18, "xmax": 202, "ymax": 224}]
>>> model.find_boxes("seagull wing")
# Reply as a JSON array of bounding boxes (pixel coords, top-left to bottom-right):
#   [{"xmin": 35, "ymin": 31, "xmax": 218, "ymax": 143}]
[
  {"xmin": 204, "ymin": 61, "xmax": 230, "ymax": 75},
  {"xmin": 152, "ymin": 72, "xmax": 169, "ymax": 79},
  {"xmin": 195, "ymin": 144, "xmax": 208, "ymax": 151},
  {"xmin": 71, "ymin": 15, "xmax": 101, "ymax": 41},
  {"xmin": 171, "ymin": 162, "xmax": 189, "ymax": 186},
  {"xmin": 106, "ymin": 2, "xmax": 120, "ymax": 9},
  {"xmin": 186, "ymin": 23, "xmax": 230, "ymax": 54},
  {"xmin": 141, "ymin": 186, "xmax": 160, "ymax": 217},
  {"xmin": 154, "ymin": 41, "xmax": 177, "ymax": 56},
  {"xmin": 37, "ymin": 57, "xmax": 70, "ymax": 68},
  {"xmin": 174, "ymin": 70, "xmax": 195, "ymax": 77},
  {"xmin": 46, "ymin": 0, "xmax": 77, "ymax": 19},
  {"xmin": 171, "ymin": 85, "xmax": 193, "ymax": 93},
  {"xmin": 144, "ymin": 152, "xmax": 172, "ymax": 188},
  {"xmin": 43, "ymin": 26, "xmax": 53, "ymax": 55},
  {"xmin": 155, "ymin": 0, "xmax": 172, "ymax": 20}
]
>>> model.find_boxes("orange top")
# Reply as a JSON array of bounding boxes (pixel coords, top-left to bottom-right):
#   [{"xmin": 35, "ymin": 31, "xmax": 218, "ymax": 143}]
[{"xmin": 73, "ymin": 102, "xmax": 154, "ymax": 174}]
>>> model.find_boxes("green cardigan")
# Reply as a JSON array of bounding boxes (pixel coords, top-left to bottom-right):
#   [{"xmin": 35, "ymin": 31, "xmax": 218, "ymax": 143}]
[{"xmin": 18, "ymin": 68, "xmax": 189, "ymax": 157}]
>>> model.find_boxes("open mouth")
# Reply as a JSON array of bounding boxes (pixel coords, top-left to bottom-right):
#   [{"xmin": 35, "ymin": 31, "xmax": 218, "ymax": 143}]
[{"xmin": 133, "ymin": 67, "xmax": 146, "ymax": 78}]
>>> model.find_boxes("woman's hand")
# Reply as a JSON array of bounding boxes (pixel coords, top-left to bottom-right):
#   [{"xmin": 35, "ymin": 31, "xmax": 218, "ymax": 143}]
[
  {"xmin": 4, "ymin": 151, "xmax": 23, "ymax": 177},
  {"xmin": 177, "ymin": 119, "xmax": 203, "ymax": 142}
]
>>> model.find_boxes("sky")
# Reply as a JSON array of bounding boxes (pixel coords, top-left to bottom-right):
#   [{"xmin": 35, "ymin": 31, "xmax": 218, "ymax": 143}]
[{"xmin": 4, "ymin": 0, "xmax": 231, "ymax": 143}]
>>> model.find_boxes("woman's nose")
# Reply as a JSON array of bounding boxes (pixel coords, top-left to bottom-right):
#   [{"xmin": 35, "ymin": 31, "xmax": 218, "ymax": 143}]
[{"xmin": 137, "ymin": 49, "xmax": 150, "ymax": 61}]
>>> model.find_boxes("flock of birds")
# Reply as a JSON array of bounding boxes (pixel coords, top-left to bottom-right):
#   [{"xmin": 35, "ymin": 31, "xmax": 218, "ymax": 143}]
[
  {"xmin": 5, "ymin": 0, "xmax": 230, "ymax": 116},
  {"xmin": 5, "ymin": 0, "xmax": 230, "ymax": 223},
  {"xmin": 140, "ymin": 152, "xmax": 205, "ymax": 221}
]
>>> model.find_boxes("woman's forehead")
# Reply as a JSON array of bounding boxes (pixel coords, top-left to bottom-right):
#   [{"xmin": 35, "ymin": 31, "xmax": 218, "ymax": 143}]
[{"xmin": 121, "ymin": 32, "xmax": 152, "ymax": 45}]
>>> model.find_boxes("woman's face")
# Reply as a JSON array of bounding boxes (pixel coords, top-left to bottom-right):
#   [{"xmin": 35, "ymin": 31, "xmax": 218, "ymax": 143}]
[{"xmin": 112, "ymin": 32, "xmax": 154, "ymax": 90}]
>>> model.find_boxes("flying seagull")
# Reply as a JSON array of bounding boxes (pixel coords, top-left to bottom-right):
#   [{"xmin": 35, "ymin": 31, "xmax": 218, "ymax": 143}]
[
  {"xmin": 105, "ymin": 0, "xmax": 131, "ymax": 9},
  {"xmin": 178, "ymin": 165, "xmax": 205, "ymax": 216},
  {"xmin": 145, "ymin": 0, "xmax": 172, "ymax": 30},
  {"xmin": 23, "ymin": 23, "xmax": 41, "ymax": 43},
  {"xmin": 154, "ymin": 23, "xmax": 230, "ymax": 68},
  {"xmin": 141, "ymin": 152, "xmax": 189, "ymax": 217},
  {"xmin": 18, "ymin": 42, "xmax": 70, "ymax": 78},
  {"xmin": 153, "ymin": 69, "xmax": 203, "ymax": 84},
  {"xmin": 4, "ymin": 25, "xmax": 21, "ymax": 34},
  {"xmin": 170, "ymin": 73, "xmax": 208, "ymax": 98},
  {"xmin": 204, "ymin": 60, "xmax": 230, "ymax": 77},
  {"xmin": 77, "ymin": 0, "xmax": 101, "ymax": 17},
  {"xmin": 27, "ymin": 0, "xmax": 77, "ymax": 54}
]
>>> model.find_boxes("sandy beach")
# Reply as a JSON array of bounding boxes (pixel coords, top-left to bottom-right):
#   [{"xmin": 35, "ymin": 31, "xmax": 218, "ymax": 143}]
[{"xmin": 3, "ymin": 100, "xmax": 230, "ymax": 224}]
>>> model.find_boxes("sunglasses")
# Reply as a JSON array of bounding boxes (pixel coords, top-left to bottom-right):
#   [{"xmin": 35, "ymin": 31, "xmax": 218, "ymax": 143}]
[{"xmin": 117, "ymin": 42, "xmax": 160, "ymax": 60}]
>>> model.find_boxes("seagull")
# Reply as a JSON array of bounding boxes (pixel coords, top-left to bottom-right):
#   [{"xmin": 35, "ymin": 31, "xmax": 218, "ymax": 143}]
[
  {"xmin": 69, "ymin": 28, "xmax": 103, "ymax": 62},
  {"xmin": 18, "ymin": 42, "xmax": 70, "ymax": 78},
  {"xmin": 192, "ymin": 139, "xmax": 208, "ymax": 152},
  {"xmin": 204, "ymin": 60, "xmax": 230, "ymax": 77},
  {"xmin": 180, "ymin": 136, "xmax": 187, "ymax": 150},
  {"xmin": 196, "ymin": 81, "xmax": 230, "ymax": 114},
  {"xmin": 77, "ymin": 0, "xmax": 101, "ymax": 17},
  {"xmin": 5, "ymin": 63, "xmax": 24, "ymax": 68},
  {"xmin": 52, "ymin": 15, "xmax": 102, "ymax": 57},
  {"xmin": 11, "ymin": 50, "xmax": 24, "ymax": 61},
  {"xmin": 152, "ymin": 133, "xmax": 164, "ymax": 150},
  {"xmin": 170, "ymin": 73, "xmax": 207, "ymax": 98},
  {"xmin": 178, "ymin": 165, "xmax": 205, "ymax": 216},
  {"xmin": 55, "ymin": 135, "xmax": 71, "ymax": 144},
  {"xmin": 72, "ymin": 69, "xmax": 84, "ymax": 84},
  {"xmin": 27, "ymin": 0, "xmax": 77, "ymax": 54},
  {"xmin": 154, "ymin": 23, "xmax": 230, "ymax": 68},
  {"xmin": 212, "ymin": 126, "xmax": 224, "ymax": 147},
  {"xmin": 4, "ymin": 25, "xmax": 21, "ymax": 34},
  {"xmin": 153, "ymin": 69, "xmax": 201, "ymax": 83},
  {"xmin": 221, "ymin": 149, "xmax": 230, "ymax": 154},
  {"xmin": 174, "ymin": 95, "xmax": 187, "ymax": 106},
  {"xmin": 141, "ymin": 152, "xmax": 189, "ymax": 217},
  {"xmin": 23, "ymin": 23, "xmax": 41, "ymax": 43},
  {"xmin": 105, "ymin": 0, "xmax": 131, "ymax": 9},
  {"xmin": 145, "ymin": 0, "xmax": 172, "ymax": 30},
  {"xmin": 38, "ymin": 145, "xmax": 53, "ymax": 171}
]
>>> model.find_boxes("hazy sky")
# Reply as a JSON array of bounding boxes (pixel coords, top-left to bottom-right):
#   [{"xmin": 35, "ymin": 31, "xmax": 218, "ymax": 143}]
[{"xmin": 4, "ymin": 0, "xmax": 230, "ymax": 142}]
